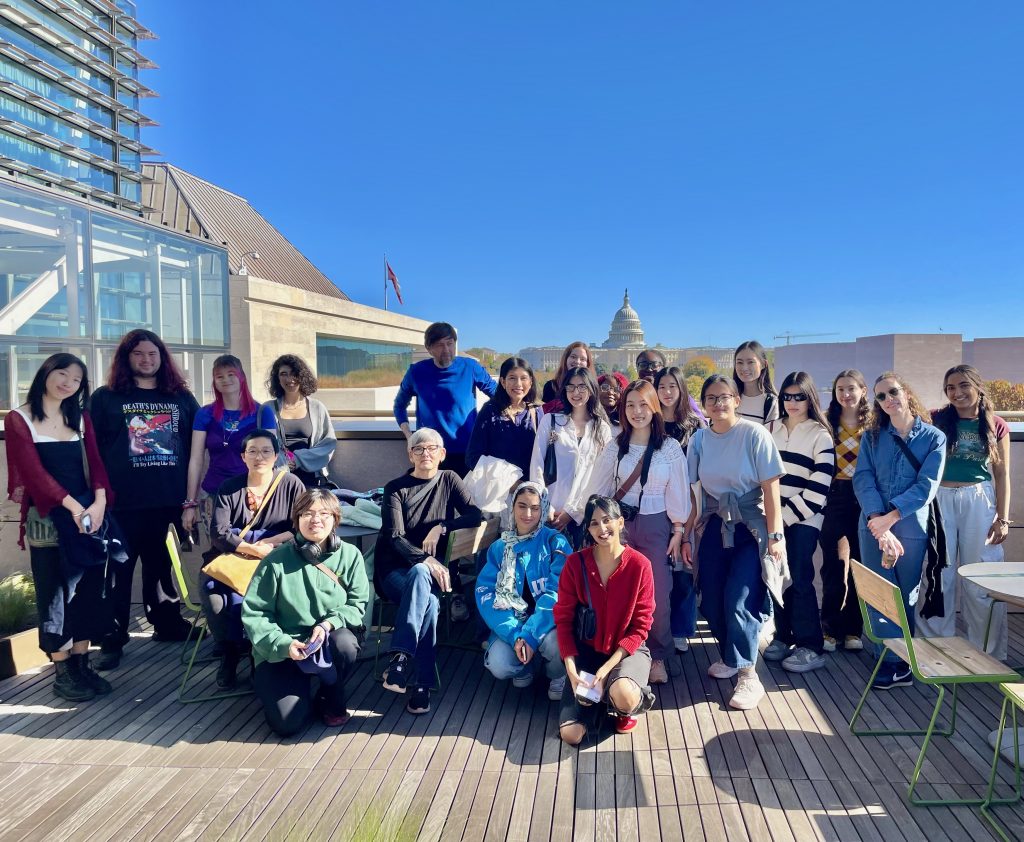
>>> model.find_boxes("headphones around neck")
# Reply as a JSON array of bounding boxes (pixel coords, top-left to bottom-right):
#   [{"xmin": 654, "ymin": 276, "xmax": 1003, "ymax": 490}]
[{"xmin": 297, "ymin": 531, "xmax": 341, "ymax": 562}]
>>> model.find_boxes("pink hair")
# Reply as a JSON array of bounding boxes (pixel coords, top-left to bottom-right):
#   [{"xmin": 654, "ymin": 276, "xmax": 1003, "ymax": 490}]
[{"xmin": 210, "ymin": 355, "xmax": 258, "ymax": 421}]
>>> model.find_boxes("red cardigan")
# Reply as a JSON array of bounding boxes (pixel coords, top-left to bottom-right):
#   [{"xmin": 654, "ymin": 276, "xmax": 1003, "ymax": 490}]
[
  {"xmin": 554, "ymin": 545, "xmax": 654, "ymax": 658},
  {"xmin": 5, "ymin": 410, "xmax": 114, "ymax": 548}
]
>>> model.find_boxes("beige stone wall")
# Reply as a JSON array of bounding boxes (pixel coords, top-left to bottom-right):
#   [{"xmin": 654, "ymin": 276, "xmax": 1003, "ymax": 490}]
[{"xmin": 230, "ymin": 275, "xmax": 433, "ymax": 401}]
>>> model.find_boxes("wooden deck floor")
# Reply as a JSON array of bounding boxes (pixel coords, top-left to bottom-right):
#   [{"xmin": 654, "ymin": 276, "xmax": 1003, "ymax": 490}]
[{"xmin": 2, "ymin": 613, "xmax": 1024, "ymax": 842}]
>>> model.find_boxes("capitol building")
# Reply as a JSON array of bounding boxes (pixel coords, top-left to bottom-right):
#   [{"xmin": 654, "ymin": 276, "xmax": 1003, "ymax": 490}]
[{"xmin": 519, "ymin": 289, "xmax": 733, "ymax": 374}]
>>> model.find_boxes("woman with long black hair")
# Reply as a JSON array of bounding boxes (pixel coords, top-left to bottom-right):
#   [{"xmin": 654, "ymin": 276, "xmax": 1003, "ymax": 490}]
[
  {"xmin": 733, "ymin": 340, "xmax": 779, "ymax": 428},
  {"xmin": 917, "ymin": 365, "xmax": 1011, "ymax": 659},
  {"xmin": 819, "ymin": 370, "xmax": 870, "ymax": 653},
  {"xmin": 5, "ymin": 353, "xmax": 125, "ymax": 701},
  {"xmin": 530, "ymin": 368, "xmax": 612, "ymax": 548},
  {"xmin": 466, "ymin": 357, "xmax": 544, "ymax": 479}
]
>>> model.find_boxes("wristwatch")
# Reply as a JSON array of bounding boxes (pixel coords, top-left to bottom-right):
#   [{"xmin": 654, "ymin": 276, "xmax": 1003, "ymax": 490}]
[{"xmin": 768, "ymin": 532, "xmax": 784, "ymax": 541}]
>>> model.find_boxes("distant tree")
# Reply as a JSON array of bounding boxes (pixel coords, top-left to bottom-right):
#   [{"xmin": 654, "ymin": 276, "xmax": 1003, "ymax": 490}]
[
  {"xmin": 986, "ymin": 380, "xmax": 1024, "ymax": 411},
  {"xmin": 683, "ymin": 356, "xmax": 717, "ymax": 380},
  {"xmin": 686, "ymin": 375, "xmax": 705, "ymax": 401},
  {"xmin": 625, "ymin": 366, "xmax": 638, "ymax": 382}
]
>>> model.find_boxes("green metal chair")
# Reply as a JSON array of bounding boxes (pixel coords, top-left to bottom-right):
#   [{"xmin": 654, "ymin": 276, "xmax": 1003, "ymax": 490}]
[
  {"xmin": 980, "ymin": 682, "xmax": 1024, "ymax": 840},
  {"xmin": 849, "ymin": 560, "xmax": 1019, "ymax": 807},
  {"xmin": 165, "ymin": 525, "xmax": 252, "ymax": 704}
]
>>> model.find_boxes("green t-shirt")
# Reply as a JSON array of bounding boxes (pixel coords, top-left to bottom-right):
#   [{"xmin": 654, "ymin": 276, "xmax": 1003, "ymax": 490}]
[{"xmin": 942, "ymin": 417, "xmax": 1003, "ymax": 483}]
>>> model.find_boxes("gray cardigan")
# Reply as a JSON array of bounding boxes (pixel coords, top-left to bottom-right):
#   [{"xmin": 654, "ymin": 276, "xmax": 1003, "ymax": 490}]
[{"xmin": 262, "ymin": 397, "xmax": 336, "ymax": 479}]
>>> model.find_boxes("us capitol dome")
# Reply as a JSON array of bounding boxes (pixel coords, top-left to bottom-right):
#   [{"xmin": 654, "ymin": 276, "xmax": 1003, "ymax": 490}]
[{"xmin": 603, "ymin": 289, "xmax": 646, "ymax": 350}]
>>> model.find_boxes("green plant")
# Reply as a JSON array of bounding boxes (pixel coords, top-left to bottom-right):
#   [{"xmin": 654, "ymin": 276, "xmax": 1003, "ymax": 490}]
[{"xmin": 0, "ymin": 574, "xmax": 35, "ymax": 635}]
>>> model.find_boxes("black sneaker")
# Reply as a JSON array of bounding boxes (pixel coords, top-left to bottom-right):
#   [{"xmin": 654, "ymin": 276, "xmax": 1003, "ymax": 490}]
[
  {"xmin": 53, "ymin": 659, "xmax": 96, "ymax": 702},
  {"xmin": 406, "ymin": 685, "xmax": 430, "ymax": 715},
  {"xmin": 383, "ymin": 653, "xmax": 412, "ymax": 693},
  {"xmin": 71, "ymin": 653, "xmax": 112, "ymax": 695},
  {"xmin": 94, "ymin": 648, "xmax": 122, "ymax": 671},
  {"xmin": 216, "ymin": 650, "xmax": 241, "ymax": 690},
  {"xmin": 873, "ymin": 666, "xmax": 913, "ymax": 690},
  {"xmin": 152, "ymin": 619, "xmax": 192, "ymax": 642}
]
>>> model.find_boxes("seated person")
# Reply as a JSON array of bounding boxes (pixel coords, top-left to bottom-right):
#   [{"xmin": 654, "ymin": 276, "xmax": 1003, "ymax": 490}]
[
  {"xmin": 374, "ymin": 427, "xmax": 482, "ymax": 716},
  {"xmin": 476, "ymin": 481, "xmax": 570, "ymax": 700},
  {"xmin": 242, "ymin": 489, "xmax": 369, "ymax": 737},
  {"xmin": 552, "ymin": 495, "xmax": 656, "ymax": 742},
  {"xmin": 199, "ymin": 430, "xmax": 305, "ymax": 688}
]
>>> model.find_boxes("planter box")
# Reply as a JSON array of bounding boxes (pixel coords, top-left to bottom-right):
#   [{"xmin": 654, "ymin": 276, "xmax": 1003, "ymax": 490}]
[{"xmin": 0, "ymin": 627, "xmax": 48, "ymax": 679}]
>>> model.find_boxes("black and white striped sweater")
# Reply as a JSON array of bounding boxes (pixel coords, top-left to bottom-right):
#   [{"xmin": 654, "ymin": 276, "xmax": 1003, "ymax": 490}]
[{"xmin": 772, "ymin": 420, "xmax": 835, "ymax": 530}]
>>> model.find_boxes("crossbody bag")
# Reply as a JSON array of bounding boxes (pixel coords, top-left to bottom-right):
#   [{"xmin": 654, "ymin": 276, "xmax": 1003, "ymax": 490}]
[{"xmin": 612, "ymin": 441, "xmax": 655, "ymax": 522}]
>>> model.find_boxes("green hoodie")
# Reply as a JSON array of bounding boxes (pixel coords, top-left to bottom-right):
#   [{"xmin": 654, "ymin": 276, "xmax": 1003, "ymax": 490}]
[{"xmin": 242, "ymin": 540, "xmax": 369, "ymax": 665}]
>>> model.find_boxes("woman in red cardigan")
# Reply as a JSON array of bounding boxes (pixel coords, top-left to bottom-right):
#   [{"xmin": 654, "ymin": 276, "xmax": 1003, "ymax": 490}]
[
  {"xmin": 5, "ymin": 353, "xmax": 119, "ymax": 703},
  {"xmin": 554, "ymin": 494, "xmax": 656, "ymax": 743}
]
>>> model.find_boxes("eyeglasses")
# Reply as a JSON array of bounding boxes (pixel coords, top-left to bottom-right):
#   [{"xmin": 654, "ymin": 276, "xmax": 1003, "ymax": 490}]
[
  {"xmin": 244, "ymin": 448, "xmax": 276, "ymax": 458},
  {"xmin": 411, "ymin": 445, "xmax": 441, "ymax": 456},
  {"xmin": 781, "ymin": 393, "xmax": 808, "ymax": 403},
  {"xmin": 599, "ymin": 384, "xmax": 620, "ymax": 393},
  {"xmin": 703, "ymin": 394, "xmax": 735, "ymax": 406},
  {"xmin": 300, "ymin": 510, "xmax": 335, "ymax": 522},
  {"xmin": 637, "ymin": 361, "xmax": 663, "ymax": 371},
  {"xmin": 875, "ymin": 386, "xmax": 903, "ymax": 403},
  {"xmin": 565, "ymin": 384, "xmax": 590, "ymax": 394}
]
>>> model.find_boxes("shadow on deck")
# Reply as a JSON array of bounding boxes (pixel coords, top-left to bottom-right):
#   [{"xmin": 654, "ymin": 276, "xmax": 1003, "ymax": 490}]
[{"xmin": 2, "ymin": 611, "xmax": 1024, "ymax": 841}]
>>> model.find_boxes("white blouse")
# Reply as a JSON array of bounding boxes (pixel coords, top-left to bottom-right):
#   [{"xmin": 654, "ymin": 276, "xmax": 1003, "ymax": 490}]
[
  {"xmin": 529, "ymin": 413, "xmax": 612, "ymax": 524},
  {"xmin": 586, "ymin": 436, "xmax": 691, "ymax": 523}
]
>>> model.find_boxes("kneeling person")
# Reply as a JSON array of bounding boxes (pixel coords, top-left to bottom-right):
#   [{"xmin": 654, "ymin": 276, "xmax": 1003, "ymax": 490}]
[
  {"xmin": 477, "ymin": 482, "xmax": 570, "ymax": 700},
  {"xmin": 242, "ymin": 489, "xmax": 369, "ymax": 737},
  {"xmin": 553, "ymin": 495, "xmax": 656, "ymax": 742}
]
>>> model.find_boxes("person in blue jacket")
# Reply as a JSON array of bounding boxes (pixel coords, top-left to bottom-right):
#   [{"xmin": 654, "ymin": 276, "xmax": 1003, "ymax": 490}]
[
  {"xmin": 476, "ymin": 481, "xmax": 571, "ymax": 701},
  {"xmin": 393, "ymin": 322, "xmax": 497, "ymax": 477}
]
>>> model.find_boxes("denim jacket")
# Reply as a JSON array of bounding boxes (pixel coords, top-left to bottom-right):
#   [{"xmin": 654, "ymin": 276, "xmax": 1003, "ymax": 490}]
[{"xmin": 852, "ymin": 416, "xmax": 946, "ymax": 534}]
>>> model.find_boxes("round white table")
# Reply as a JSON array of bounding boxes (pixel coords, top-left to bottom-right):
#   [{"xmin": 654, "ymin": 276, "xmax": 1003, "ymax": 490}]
[{"xmin": 958, "ymin": 562, "xmax": 1024, "ymax": 761}]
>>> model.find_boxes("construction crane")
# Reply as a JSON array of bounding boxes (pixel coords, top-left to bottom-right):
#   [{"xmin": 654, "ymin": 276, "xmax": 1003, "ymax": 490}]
[{"xmin": 773, "ymin": 331, "xmax": 840, "ymax": 346}]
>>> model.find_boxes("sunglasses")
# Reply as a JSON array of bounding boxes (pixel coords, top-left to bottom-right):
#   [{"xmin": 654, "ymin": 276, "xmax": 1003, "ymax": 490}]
[
  {"xmin": 875, "ymin": 386, "xmax": 903, "ymax": 403},
  {"xmin": 781, "ymin": 393, "xmax": 808, "ymax": 402}
]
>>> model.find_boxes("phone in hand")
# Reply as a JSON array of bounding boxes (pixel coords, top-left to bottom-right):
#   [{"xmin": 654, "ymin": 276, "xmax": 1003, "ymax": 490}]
[
  {"xmin": 80, "ymin": 514, "xmax": 92, "ymax": 532},
  {"xmin": 575, "ymin": 670, "xmax": 603, "ymax": 704},
  {"xmin": 300, "ymin": 632, "xmax": 325, "ymax": 659}
]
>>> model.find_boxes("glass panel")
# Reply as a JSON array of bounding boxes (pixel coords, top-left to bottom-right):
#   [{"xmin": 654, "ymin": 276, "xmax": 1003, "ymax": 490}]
[
  {"xmin": 0, "ymin": 56, "xmax": 115, "ymax": 127},
  {"xmin": 3, "ymin": 0, "xmax": 113, "ymax": 64},
  {"xmin": 91, "ymin": 210, "xmax": 154, "ymax": 340},
  {"xmin": 199, "ymin": 252, "xmax": 227, "ymax": 346},
  {"xmin": 118, "ymin": 148, "xmax": 141, "ymax": 171},
  {"xmin": 116, "ymin": 54, "xmax": 139, "ymax": 81},
  {"xmin": 0, "ymin": 130, "xmax": 116, "ymax": 191},
  {"xmin": 0, "ymin": 180, "xmax": 89, "ymax": 340},
  {"xmin": 117, "ymin": 116, "xmax": 140, "ymax": 141},
  {"xmin": 2, "ymin": 22, "xmax": 114, "ymax": 96},
  {"xmin": 0, "ymin": 92, "xmax": 115, "ymax": 159},
  {"xmin": 118, "ymin": 179, "xmax": 140, "ymax": 203},
  {"xmin": 116, "ymin": 86, "xmax": 139, "ymax": 112},
  {"xmin": 316, "ymin": 336, "xmax": 414, "ymax": 387},
  {"xmin": 63, "ymin": 0, "xmax": 112, "ymax": 30},
  {"xmin": 12, "ymin": 343, "xmax": 91, "ymax": 406}
]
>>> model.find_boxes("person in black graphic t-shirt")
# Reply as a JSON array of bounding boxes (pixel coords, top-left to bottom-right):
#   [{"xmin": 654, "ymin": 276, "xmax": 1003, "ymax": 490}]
[{"xmin": 90, "ymin": 330, "xmax": 199, "ymax": 669}]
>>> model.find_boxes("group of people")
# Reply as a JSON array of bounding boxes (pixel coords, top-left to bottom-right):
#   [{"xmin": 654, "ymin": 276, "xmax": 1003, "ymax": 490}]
[{"xmin": 5, "ymin": 321, "xmax": 1011, "ymax": 744}]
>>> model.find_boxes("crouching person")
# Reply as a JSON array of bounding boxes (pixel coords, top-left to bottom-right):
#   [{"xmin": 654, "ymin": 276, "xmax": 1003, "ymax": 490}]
[
  {"xmin": 477, "ymin": 482, "xmax": 571, "ymax": 700},
  {"xmin": 553, "ymin": 495, "xmax": 656, "ymax": 742},
  {"xmin": 242, "ymin": 489, "xmax": 369, "ymax": 737}
]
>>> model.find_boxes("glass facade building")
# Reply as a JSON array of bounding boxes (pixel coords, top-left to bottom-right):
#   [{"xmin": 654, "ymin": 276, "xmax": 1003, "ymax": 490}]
[
  {"xmin": 316, "ymin": 335, "xmax": 415, "ymax": 388},
  {"xmin": 0, "ymin": 0, "xmax": 155, "ymax": 213},
  {"xmin": 0, "ymin": 175, "xmax": 230, "ymax": 407}
]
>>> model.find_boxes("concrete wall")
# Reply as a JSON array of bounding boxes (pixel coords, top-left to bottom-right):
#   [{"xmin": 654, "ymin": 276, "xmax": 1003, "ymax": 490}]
[
  {"xmin": 964, "ymin": 338, "xmax": 1024, "ymax": 384},
  {"xmin": 230, "ymin": 274, "xmax": 433, "ymax": 402}
]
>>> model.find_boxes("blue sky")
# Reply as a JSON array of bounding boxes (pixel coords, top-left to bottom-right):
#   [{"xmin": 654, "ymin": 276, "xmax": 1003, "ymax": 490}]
[{"xmin": 142, "ymin": 2, "xmax": 1024, "ymax": 352}]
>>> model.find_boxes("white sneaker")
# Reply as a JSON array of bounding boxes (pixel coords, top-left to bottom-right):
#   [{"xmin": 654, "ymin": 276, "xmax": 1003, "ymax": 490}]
[
  {"xmin": 673, "ymin": 636, "xmax": 690, "ymax": 653},
  {"xmin": 729, "ymin": 674, "xmax": 765, "ymax": 710},
  {"xmin": 822, "ymin": 635, "xmax": 837, "ymax": 653},
  {"xmin": 844, "ymin": 635, "xmax": 864, "ymax": 652},
  {"xmin": 708, "ymin": 660, "xmax": 738, "ymax": 679},
  {"xmin": 512, "ymin": 672, "xmax": 534, "ymax": 689},
  {"xmin": 548, "ymin": 675, "xmax": 566, "ymax": 701}
]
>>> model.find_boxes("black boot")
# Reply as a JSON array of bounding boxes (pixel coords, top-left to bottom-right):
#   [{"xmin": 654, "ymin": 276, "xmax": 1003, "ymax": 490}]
[
  {"xmin": 216, "ymin": 644, "xmax": 241, "ymax": 689},
  {"xmin": 53, "ymin": 659, "xmax": 96, "ymax": 702},
  {"xmin": 94, "ymin": 647, "xmax": 122, "ymax": 671},
  {"xmin": 71, "ymin": 653, "xmax": 112, "ymax": 695}
]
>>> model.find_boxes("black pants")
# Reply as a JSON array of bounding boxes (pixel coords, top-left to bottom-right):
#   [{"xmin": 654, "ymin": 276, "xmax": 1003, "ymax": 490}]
[
  {"xmin": 253, "ymin": 628, "xmax": 360, "ymax": 737},
  {"xmin": 102, "ymin": 506, "xmax": 184, "ymax": 651},
  {"xmin": 773, "ymin": 523, "xmax": 824, "ymax": 652},
  {"xmin": 818, "ymin": 481, "xmax": 864, "ymax": 638},
  {"xmin": 31, "ymin": 545, "xmax": 109, "ymax": 654},
  {"xmin": 198, "ymin": 570, "xmax": 244, "ymax": 643}
]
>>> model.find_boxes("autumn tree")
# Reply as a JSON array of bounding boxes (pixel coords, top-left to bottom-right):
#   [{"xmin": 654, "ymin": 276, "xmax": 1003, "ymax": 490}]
[
  {"xmin": 986, "ymin": 380, "xmax": 1024, "ymax": 411},
  {"xmin": 683, "ymin": 356, "xmax": 717, "ymax": 380}
]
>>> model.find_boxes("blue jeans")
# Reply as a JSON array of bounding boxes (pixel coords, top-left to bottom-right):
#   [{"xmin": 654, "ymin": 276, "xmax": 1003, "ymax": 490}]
[
  {"xmin": 773, "ymin": 523, "xmax": 823, "ymax": 652},
  {"xmin": 484, "ymin": 632, "xmax": 564, "ymax": 681},
  {"xmin": 698, "ymin": 517, "xmax": 767, "ymax": 669},
  {"xmin": 858, "ymin": 519, "xmax": 927, "ymax": 666},
  {"xmin": 670, "ymin": 568, "xmax": 697, "ymax": 639},
  {"xmin": 379, "ymin": 563, "xmax": 440, "ymax": 687}
]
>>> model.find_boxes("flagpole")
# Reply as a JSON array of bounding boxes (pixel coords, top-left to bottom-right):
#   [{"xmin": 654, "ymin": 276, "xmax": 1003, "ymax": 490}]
[{"xmin": 383, "ymin": 253, "xmax": 388, "ymax": 311}]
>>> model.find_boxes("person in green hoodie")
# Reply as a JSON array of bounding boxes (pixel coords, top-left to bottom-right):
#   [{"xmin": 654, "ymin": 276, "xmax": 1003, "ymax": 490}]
[{"xmin": 242, "ymin": 488, "xmax": 369, "ymax": 736}]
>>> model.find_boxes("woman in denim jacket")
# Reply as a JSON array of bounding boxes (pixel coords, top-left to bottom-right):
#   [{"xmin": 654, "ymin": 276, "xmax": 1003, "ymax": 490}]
[{"xmin": 853, "ymin": 372, "xmax": 945, "ymax": 690}]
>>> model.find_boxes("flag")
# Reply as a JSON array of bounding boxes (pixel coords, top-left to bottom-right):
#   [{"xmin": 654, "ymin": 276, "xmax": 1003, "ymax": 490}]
[{"xmin": 386, "ymin": 260, "xmax": 403, "ymax": 305}]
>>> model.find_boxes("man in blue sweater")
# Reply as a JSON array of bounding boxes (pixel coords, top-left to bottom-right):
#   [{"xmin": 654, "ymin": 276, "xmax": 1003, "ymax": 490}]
[{"xmin": 394, "ymin": 322, "xmax": 497, "ymax": 478}]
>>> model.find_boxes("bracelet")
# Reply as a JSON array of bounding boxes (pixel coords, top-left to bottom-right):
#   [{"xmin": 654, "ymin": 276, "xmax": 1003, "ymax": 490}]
[
  {"xmin": 681, "ymin": 539, "xmax": 691, "ymax": 545},
  {"xmin": 182, "ymin": 500, "xmax": 199, "ymax": 509},
  {"xmin": 671, "ymin": 525, "xmax": 685, "ymax": 534}
]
